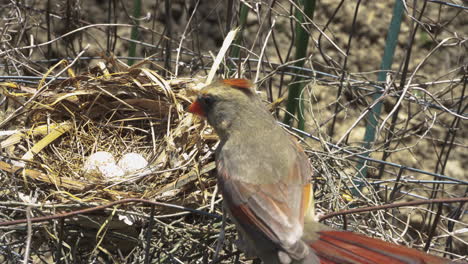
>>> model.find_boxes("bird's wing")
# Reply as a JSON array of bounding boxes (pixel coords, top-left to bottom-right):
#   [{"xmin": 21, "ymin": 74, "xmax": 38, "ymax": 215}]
[{"xmin": 217, "ymin": 139, "xmax": 313, "ymax": 256}]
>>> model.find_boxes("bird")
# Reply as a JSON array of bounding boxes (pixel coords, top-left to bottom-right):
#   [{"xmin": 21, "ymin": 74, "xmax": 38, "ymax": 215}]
[{"xmin": 188, "ymin": 78, "xmax": 455, "ymax": 264}]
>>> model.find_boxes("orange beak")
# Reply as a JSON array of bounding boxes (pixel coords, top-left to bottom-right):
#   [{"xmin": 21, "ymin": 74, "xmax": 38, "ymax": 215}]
[{"xmin": 188, "ymin": 100, "xmax": 205, "ymax": 116}]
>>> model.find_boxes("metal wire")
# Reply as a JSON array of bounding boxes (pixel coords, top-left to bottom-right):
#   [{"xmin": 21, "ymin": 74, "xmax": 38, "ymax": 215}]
[
  {"xmin": 428, "ymin": 0, "xmax": 468, "ymax": 9},
  {"xmin": 281, "ymin": 123, "xmax": 468, "ymax": 185},
  {"xmin": 1, "ymin": 55, "xmax": 466, "ymax": 118}
]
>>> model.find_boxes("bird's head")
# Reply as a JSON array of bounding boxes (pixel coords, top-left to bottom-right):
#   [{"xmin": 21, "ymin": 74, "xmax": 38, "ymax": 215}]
[{"xmin": 188, "ymin": 79, "xmax": 257, "ymax": 138}]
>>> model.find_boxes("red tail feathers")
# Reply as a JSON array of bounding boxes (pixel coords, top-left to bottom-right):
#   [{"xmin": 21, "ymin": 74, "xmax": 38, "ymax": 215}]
[{"xmin": 308, "ymin": 230, "xmax": 454, "ymax": 264}]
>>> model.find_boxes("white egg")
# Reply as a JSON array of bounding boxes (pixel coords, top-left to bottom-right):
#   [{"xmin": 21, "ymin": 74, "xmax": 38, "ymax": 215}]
[
  {"xmin": 118, "ymin": 153, "xmax": 148, "ymax": 173},
  {"xmin": 83, "ymin": 151, "xmax": 116, "ymax": 174},
  {"xmin": 98, "ymin": 163, "xmax": 125, "ymax": 178}
]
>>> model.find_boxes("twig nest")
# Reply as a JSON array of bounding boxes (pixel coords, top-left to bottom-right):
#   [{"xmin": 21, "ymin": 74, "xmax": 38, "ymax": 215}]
[
  {"xmin": 117, "ymin": 153, "xmax": 148, "ymax": 174},
  {"xmin": 83, "ymin": 151, "xmax": 116, "ymax": 175}
]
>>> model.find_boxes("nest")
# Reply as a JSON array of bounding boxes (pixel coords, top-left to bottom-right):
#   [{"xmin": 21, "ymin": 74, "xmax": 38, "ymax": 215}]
[
  {"xmin": 0, "ymin": 57, "xmax": 235, "ymax": 262},
  {"xmin": 1, "ymin": 57, "xmax": 217, "ymax": 200}
]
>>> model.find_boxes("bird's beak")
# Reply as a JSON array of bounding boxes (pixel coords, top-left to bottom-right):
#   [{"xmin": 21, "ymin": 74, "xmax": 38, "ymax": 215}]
[{"xmin": 188, "ymin": 100, "xmax": 205, "ymax": 116}]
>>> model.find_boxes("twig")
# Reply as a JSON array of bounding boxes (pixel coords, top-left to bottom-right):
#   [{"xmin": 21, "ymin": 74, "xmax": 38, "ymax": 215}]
[
  {"xmin": 0, "ymin": 198, "xmax": 221, "ymax": 227},
  {"xmin": 319, "ymin": 197, "xmax": 468, "ymax": 221},
  {"xmin": 22, "ymin": 206, "xmax": 32, "ymax": 264}
]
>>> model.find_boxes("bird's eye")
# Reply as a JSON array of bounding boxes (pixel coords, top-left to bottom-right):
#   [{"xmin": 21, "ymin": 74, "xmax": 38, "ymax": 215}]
[{"xmin": 199, "ymin": 95, "xmax": 214, "ymax": 107}]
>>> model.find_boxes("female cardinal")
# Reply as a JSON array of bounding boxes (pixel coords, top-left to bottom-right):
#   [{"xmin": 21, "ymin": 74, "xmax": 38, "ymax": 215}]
[{"xmin": 188, "ymin": 79, "xmax": 454, "ymax": 264}]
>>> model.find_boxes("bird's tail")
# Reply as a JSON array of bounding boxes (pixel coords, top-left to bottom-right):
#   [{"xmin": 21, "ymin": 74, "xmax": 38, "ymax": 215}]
[{"xmin": 306, "ymin": 230, "xmax": 454, "ymax": 264}]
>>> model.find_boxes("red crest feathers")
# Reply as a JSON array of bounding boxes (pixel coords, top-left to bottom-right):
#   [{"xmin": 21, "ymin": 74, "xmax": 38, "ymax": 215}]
[{"xmin": 221, "ymin": 79, "xmax": 252, "ymax": 90}]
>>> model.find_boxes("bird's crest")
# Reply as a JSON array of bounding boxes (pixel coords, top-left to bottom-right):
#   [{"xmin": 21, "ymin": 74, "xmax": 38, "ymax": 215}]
[{"xmin": 221, "ymin": 79, "xmax": 253, "ymax": 94}]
